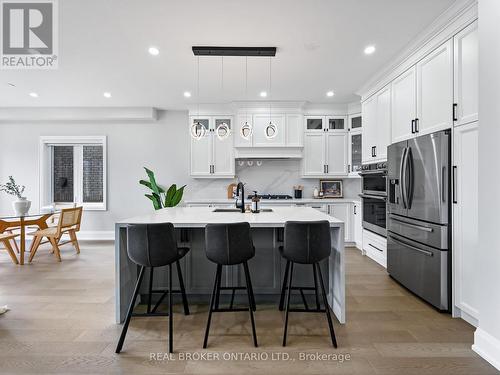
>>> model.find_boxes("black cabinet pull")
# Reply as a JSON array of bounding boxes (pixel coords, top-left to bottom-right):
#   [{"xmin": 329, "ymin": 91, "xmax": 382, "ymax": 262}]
[
  {"xmin": 354, "ymin": 205, "xmax": 357, "ymax": 215},
  {"xmin": 373, "ymin": 146, "xmax": 377, "ymax": 157},
  {"xmin": 411, "ymin": 119, "xmax": 415, "ymax": 134},
  {"xmin": 415, "ymin": 118, "xmax": 419, "ymax": 133},
  {"xmin": 453, "ymin": 103, "xmax": 458, "ymax": 121},
  {"xmin": 326, "ymin": 165, "xmax": 329, "ymax": 173}
]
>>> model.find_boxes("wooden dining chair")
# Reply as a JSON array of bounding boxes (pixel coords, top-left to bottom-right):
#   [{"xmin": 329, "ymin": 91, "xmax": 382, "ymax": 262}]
[
  {"xmin": 0, "ymin": 232, "xmax": 19, "ymax": 264},
  {"xmin": 28, "ymin": 206, "xmax": 83, "ymax": 262}
]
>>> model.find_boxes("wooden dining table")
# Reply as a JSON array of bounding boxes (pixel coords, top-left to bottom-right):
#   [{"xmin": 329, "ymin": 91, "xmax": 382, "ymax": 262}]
[{"xmin": 0, "ymin": 211, "xmax": 57, "ymax": 265}]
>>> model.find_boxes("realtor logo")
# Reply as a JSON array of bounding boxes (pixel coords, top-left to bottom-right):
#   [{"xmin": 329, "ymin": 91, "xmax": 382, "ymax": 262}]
[{"xmin": 1, "ymin": 0, "xmax": 58, "ymax": 69}]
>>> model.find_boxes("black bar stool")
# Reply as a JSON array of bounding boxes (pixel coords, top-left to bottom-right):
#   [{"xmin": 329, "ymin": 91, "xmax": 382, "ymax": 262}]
[
  {"xmin": 203, "ymin": 222, "xmax": 258, "ymax": 348},
  {"xmin": 279, "ymin": 220, "xmax": 338, "ymax": 348},
  {"xmin": 116, "ymin": 223, "xmax": 190, "ymax": 354}
]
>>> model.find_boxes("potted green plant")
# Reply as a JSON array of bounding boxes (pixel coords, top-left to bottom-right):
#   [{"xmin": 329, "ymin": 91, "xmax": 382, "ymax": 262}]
[
  {"xmin": 139, "ymin": 167, "xmax": 186, "ymax": 210},
  {"xmin": 0, "ymin": 176, "xmax": 30, "ymax": 216}
]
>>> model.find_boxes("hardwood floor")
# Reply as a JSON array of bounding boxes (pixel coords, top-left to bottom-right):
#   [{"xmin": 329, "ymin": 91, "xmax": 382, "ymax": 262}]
[{"xmin": 0, "ymin": 242, "xmax": 496, "ymax": 374}]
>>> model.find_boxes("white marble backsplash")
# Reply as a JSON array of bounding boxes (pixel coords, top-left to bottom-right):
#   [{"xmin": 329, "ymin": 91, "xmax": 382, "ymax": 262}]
[{"xmin": 184, "ymin": 159, "xmax": 361, "ymax": 200}]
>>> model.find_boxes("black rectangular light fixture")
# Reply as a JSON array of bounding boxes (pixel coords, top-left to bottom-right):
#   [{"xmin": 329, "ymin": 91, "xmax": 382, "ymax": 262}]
[{"xmin": 192, "ymin": 46, "xmax": 276, "ymax": 57}]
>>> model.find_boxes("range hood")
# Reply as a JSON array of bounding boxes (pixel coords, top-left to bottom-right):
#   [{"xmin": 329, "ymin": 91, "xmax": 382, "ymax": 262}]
[{"xmin": 234, "ymin": 147, "xmax": 303, "ymax": 159}]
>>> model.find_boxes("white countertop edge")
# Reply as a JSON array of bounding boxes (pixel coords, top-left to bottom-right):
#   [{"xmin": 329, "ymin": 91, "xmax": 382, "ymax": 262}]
[{"xmin": 184, "ymin": 198, "xmax": 360, "ymax": 204}]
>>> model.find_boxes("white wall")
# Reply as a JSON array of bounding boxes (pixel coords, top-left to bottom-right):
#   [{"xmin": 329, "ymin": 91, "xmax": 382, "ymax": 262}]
[
  {"xmin": 473, "ymin": 0, "xmax": 500, "ymax": 370},
  {"xmin": 0, "ymin": 110, "xmax": 360, "ymax": 233}
]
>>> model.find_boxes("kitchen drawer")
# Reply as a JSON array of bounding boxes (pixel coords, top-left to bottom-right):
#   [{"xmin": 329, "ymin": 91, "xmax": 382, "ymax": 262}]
[{"xmin": 363, "ymin": 229, "xmax": 387, "ymax": 268}]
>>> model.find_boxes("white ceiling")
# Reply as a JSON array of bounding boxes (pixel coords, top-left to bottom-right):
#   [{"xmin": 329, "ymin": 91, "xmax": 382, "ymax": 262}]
[{"xmin": 0, "ymin": 0, "xmax": 456, "ymax": 109}]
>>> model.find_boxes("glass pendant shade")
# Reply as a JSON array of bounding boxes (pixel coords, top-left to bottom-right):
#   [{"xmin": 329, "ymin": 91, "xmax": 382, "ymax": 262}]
[
  {"xmin": 190, "ymin": 121, "xmax": 206, "ymax": 140},
  {"xmin": 241, "ymin": 121, "xmax": 253, "ymax": 140},
  {"xmin": 265, "ymin": 121, "xmax": 277, "ymax": 139},
  {"xmin": 216, "ymin": 122, "xmax": 230, "ymax": 140}
]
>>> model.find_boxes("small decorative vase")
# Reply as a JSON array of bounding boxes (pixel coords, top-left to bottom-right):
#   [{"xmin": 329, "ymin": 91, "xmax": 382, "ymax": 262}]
[{"xmin": 12, "ymin": 197, "xmax": 31, "ymax": 216}]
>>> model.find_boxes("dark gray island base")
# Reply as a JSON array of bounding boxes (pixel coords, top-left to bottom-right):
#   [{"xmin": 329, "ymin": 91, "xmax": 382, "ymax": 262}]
[{"xmin": 115, "ymin": 207, "xmax": 345, "ymax": 324}]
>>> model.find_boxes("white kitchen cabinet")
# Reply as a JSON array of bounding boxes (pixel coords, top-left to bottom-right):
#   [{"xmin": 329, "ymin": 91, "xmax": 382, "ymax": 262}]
[
  {"xmin": 375, "ymin": 85, "xmax": 391, "ymax": 161},
  {"xmin": 286, "ymin": 114, "xmax": 303, "ymax": 146},
  {"xmin": 453, "ymin": 121, "xmax": 479, "ymax": 325},
  {"xmin": 391, "ymin": 66, "xmax": 417, "ymax": 143},
  {"xmin": 348, "ymin": 113, "xmax": 362, "ymax": 176},
  {"xmin": 190, "ymin": 116, "xmax": 235, "ymax": 178},
  {"xmin": 303, "ymin": 133, "xmax": 325, "ymax": 176},
  {"xmin": 302, "ymin": 132, "xmax": 348, "ymax": 177},
  {"xmin": 362, "ymin": 96, "xmax": 376, "ymax": 164},
  {"xmin": 353, "ymin": 201, "xmax": 362, "ymax": 249},
  {"xmin": 416, "ymin": 39, "xmax": 453, "ymax": 136},
  {"xmin": 453, "ymin": 21, "xmax": 478, "ymax": 127},
  {"xmin": 252, "ymin": 114, "xmax": 286, "ymax": 147},
  {"xmin": 362, "ymin": 85, "xmax": 391, "ymax": 163},
  {"xmin": 305, "ymin": 116, "xmax": 325, "ymax": 132},
  {"xmin": 363, "ymin": 229, "xmax": 387, "ymax": 268},
  {"xmin": 328, "ymin": 203, "xmax": 352, "ymax": 242},
  {"xmin": 348, "ymin": 131, "xmax": 362, "ymax": 176},
  {"xmin": 325, "ymin": 133, "xmax": 348, "ymax": 175}
]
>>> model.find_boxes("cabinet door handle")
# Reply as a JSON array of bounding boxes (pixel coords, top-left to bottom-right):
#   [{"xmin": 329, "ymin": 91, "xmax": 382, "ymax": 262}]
[
  {"xmin": 411, "ymin": 119, "xmax": 415, "ymax": 134},
  {"xmin": 369, "ymin": 243, "xmax": 384, "ymax": 252},
  {"xmin": 326, "ymin": 165, "xmax": 329, "ymax": 173},
  {"xmin": 374, "ymin": 146, "xmax": 377, "ymax": 157},
  {"xmin": 453, "ymin": 166, "xmax": 457, "ymax": 204},
  {"xmin": 212, "ymin": 165, "xmax": 215, "ymax": 174},
  {"xmin": 453, "ymin": 103, "xmax": 458, "ymax": 121},
  {"xmin": 415, "ymin": 118, "xmax": 419, "ymax": 133},
  {"xmin": 348, "ymin": 164, "xmax": 351, "ymax": 173},
  {"xmin": 354, "ymin": 205, "xmax": 356, "ymax": 215}
]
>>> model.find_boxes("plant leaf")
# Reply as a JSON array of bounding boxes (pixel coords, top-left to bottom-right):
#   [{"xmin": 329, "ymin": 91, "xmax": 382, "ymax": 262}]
[
  {"xmin": 144, "ymin": 167, "xmax": 162, "ymax": 196},
  {"xmin": 164, "ymin": 184, "xmax": 177, "ymax": 207},
  {"xmin": 170, "ymin": 185, "xmax": 186, "ymax": 207},
  {"xmin": 139, "ymin": 179, "xmax": 152, "ymax": 189},
  {"xmin": 145, "ymin": 193, "xmax": 162, "ymax": 210}
]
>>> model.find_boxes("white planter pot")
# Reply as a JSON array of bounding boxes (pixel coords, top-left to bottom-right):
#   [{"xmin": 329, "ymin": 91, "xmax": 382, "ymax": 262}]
[{"xmin": 12, "ymin": 198, "xmax": 31, "ymax": 216}]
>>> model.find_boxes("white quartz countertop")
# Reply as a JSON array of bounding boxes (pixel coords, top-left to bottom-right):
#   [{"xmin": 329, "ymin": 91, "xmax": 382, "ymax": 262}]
[
  {"xmin": 117, "ymin": 206, "xmax": 344, "ymax": 228},
  {"xmin": 184, "ymin": 198, "xmax": 360, "ymax": 205}
]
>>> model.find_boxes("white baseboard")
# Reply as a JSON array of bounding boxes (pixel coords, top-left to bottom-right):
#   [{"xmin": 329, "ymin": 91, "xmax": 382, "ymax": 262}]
[
  {"xmin": 473, "ymin": 328, "xmax": 500, "ymax": 371},
  {"xmin": 77, "ymin": 231, "xmax": 114, "ymax": 241}
]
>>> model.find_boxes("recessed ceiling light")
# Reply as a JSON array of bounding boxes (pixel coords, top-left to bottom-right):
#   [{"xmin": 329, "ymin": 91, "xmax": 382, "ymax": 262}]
[
  {"xmin": 364, "ymin": 45, "xmax": 376, "ymax": 55},
  {"xmin": 326, "ymin": 91, "xmax": 334, "ymax": 97},
  {"xmin": 260, "ymin": 91, "xmax": 268, "ymax": 98},
  {"xmin": 148, "ymin": 46, "xmax": 160, "ymax": 56},
  {"xmin": 183, "ymin": 91, "xmax": 191, "ymax": 98},
  {"xmin": 103, "ymin": 92, "xmax": 112, "ymax": 98},
  {"xmin": 29, "ymin": 92, "xmax": 38, "ymax": 98}
]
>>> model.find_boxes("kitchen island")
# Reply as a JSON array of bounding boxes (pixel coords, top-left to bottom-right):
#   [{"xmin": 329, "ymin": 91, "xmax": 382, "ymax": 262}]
[{"xmin": 115, "ymin": 206, "xmax": 345, "ymax": 324}]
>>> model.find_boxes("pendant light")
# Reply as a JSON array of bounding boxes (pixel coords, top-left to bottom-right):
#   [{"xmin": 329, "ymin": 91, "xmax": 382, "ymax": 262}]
[
  {"xmin": 240, "ymin": 56, "xmax": 253, "ymax": 140},
  {"xmin": 216, "ymin": 56, "xmax": 230, "ymax": 141},
  {"xmin": 191, "ymin": 56, "xmax": 206, "ymax": 140},
  {"xmin": 265, "ymin": 56, "xmax": 277, "ymax": 139}
]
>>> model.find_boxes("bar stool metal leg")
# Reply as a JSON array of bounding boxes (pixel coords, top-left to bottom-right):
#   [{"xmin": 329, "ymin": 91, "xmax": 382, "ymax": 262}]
[
  {"xmin": 279, "ymin": 260, "xmax": 290, "ymax": 311},
  {"xmin": 176, "ymin": 260, "xmax": 190, "ymax": 315},
  {"xmin": 214, "ymin": 265, "xmax": 222, "ymax": 310},
  {"xmin": 243, "ymin": 261, "xmax": 258, "ymax": 347},
  {"xmin": 243, "ymin": 261, "xmax": 256, "ymax": 312},
  {"xmin": 313, "ymin": 264, "xmax": 320, "ymax": 310},
  {"xmin": 116, "ymin": 266, "xmax": 146, "ymax": 353},
  {"xmin": 147, "ymin": 267, "xmax": 154, "ymax": 313},
  {"xmin": 316, "ymin": 263, "xmax": 338, "ymax": 348},
  {"xmin": 203, "ymin": 264, "xmax": 222, "ymax": 348},
  {"xmin": 282, "ymin": 261, "xmax": 294, "ymax": 346},
  {"xmin": 168, "ymin": 263, "xmax": 173, "ymax": 353}
]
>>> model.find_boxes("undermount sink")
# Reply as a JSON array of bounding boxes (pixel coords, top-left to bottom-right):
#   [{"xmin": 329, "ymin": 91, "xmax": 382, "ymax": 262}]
[{"xmin": 212, "ymin": 208, "xmax": 273, "ymax": 213}]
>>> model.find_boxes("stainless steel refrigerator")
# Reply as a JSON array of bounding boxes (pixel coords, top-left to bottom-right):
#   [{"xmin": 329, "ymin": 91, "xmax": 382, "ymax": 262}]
[{"xmin": 387, "ymin": 129, "xmax": 451, "ymax": 311}]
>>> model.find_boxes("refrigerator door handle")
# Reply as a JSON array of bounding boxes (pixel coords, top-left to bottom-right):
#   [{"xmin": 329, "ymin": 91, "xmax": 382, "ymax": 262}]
[
  {"xmin": 390, "ymin": 216, "xmax": 433, "ymax": 232},
  {"xmin": 400, "ymin": 147, "xmax": 408, "ymax": 209},
  {"xmin": 389, "ymin": 235, "xmax": 434, "ymax": 257},
  {"xmin": 442, "ymin": 166, "xmax": 446, "ymax": 203},
  {"xmin": 453, "ymin": 166, "xmax": 458, "ymax": 204},
  {"xmin": 406, "ymin": 147, "xmax": 414, "ymax": 209}
]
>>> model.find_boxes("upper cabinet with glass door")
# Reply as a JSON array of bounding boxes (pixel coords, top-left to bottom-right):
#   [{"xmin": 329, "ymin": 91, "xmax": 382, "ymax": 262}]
[{"xmin": 305, "ymin": 116, "xmax": 347, "ymax": 133}]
